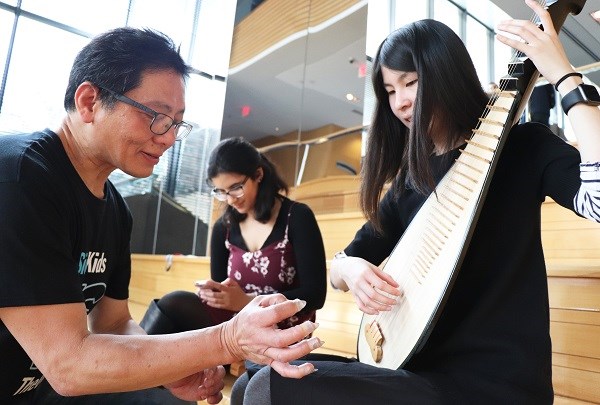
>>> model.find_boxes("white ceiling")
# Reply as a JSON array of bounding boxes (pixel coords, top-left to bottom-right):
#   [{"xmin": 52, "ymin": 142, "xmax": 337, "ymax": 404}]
[{"xmin": 221, "ymin": 0, "xmax": 600, "ymax": 143}]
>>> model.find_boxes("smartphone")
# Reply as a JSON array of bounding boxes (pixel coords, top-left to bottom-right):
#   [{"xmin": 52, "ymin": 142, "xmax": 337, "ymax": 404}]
[{"xmin": 194, "ymin": 280, "xmax": 221, "ymax": 292}]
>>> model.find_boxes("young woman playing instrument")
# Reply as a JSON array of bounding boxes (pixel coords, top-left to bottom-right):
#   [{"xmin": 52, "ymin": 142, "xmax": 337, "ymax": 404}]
[{"xmin": 233, "ymin": 0, "xmax": 600, "ymax": 403}]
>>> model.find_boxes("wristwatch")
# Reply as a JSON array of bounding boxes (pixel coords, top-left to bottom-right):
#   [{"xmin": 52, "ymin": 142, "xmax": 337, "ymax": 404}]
[{"xmin": 561, "ymin": 83, "xmax": 600, "ymax": 115}]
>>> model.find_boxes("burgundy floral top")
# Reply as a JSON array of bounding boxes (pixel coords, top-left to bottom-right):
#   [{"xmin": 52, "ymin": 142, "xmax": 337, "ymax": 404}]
[{"xmin": 208, "ymin": 198, "xmax": 327, "ymax": 328}]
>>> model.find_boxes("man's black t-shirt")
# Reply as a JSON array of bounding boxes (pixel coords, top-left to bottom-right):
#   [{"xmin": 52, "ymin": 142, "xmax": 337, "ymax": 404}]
[{"xmin": 0, "ymin": 130, "xmax": 132, "ymax": 402}]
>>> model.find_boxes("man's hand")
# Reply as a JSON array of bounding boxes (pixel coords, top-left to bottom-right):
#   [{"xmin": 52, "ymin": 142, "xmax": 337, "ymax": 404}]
[
  {"xmin": 220, "ymin": 294, "xmax": 323, "ymax": 378},
  {"xmin": 164, "ymin": 366, "xmax": 226, "ymax": 404}
]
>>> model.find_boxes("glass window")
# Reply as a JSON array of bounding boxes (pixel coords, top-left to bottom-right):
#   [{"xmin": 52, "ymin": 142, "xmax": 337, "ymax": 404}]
[
  {"xmin": 0, "ymin": 17, "xmax": 88, "ymax": 134},
  {"xmin": 366, "ymin": 0, "xmax": 428, "ymax": 60},
  {"xmin": 466, "ymin": 16, "xmax": 490, "ymax": 86},
  {"xmin": 394, "ymin": 0, "xmax": 426, "ymax": 29},
  {"xmin": 433, "ymin": 0, "xmax": 460, "ymax": 36},
  {"xmin": 127, "ymin": 0, "xmax": 197, "ymax": 62},
  {"xmin": 493, "ymin": 33, "xmax": 515, "ymax": 85},
  {"xmin": 190, "ymin": 0, "xmax": 236, "ymax": 76},
  {"xmin": 0, "ymin": 10, "xmax": 14, "ymax": 81},
  {"xmin": 366, "ymin": 0, "xmax": 391, "ymax": 58},
  {"xmin": 19, "ymin": 0, "xmax": 129, "ymax": 34}
]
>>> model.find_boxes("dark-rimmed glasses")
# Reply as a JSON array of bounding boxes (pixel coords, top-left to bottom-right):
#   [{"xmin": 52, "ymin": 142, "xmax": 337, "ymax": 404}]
[
  {"xmin": 97, "ymin": 85, "xmax": 193, "ymax": 141},
  {"xmin": 211, "ymin": 177, "xmax": 249, "ymax": 201}
]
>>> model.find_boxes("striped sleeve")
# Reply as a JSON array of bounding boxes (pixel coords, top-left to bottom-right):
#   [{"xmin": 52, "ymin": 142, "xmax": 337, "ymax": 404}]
[{"xmin": 573, "ymin": 162, "xmax": 600, "ymax": 222}]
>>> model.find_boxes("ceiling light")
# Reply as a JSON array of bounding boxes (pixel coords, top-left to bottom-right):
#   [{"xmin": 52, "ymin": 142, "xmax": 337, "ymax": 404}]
[
  {"xmin": 346, "ymin": 93, "xmax": 358, "ymax": 102},
  {"xmin": 591, "ymin": 10, "xmax": 600, "ymax": 23}
]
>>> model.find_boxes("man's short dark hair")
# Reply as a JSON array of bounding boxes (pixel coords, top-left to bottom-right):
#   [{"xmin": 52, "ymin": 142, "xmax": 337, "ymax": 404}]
[{"xmin": 64, "ymin": 27, "xmax": 191, "ymax": 111}]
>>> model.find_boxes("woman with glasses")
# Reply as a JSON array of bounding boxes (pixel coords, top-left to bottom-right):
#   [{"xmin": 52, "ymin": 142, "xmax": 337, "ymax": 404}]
[{"xmin": 140, "ymin": 136, "xmax": 327, "ymax": 356}]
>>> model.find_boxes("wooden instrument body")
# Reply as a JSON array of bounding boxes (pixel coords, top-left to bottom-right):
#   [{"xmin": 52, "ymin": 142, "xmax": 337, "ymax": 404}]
[{"xmin": 357, "ymin": 0, "xmax": 587, "ymax": 370}]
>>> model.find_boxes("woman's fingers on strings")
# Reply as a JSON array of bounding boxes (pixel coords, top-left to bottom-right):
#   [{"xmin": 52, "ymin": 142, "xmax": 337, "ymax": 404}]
[
  {"xmin": 367, "ymin": 271, "xmax": 402, "ymax": 300},
  {"xmin": 373, "ymin": 267, "xmax": 400, "ymax": 289},
  {"xmin": 366, "ymin": 283, "xmax": 397, "ymax": 307},
  {"xmin": 356, "ymin": 288, "xmax": 393, "ymax": 314},
  {"xmin": 497, "ymin": 0, "xmax": 555, "ymax": 45},
  {"xmin": 528, "ymin": 0, "xmax": 557, "ymax": 36},
  {"xmin": 497, "ymin": 20, "xmax": 539, "ymax": 50}
]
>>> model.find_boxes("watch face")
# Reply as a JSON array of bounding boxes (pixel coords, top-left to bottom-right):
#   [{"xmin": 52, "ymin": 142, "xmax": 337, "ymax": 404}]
[{"xmin": 580, "ymin": 84, "xmax": 600, "ymax": 104}]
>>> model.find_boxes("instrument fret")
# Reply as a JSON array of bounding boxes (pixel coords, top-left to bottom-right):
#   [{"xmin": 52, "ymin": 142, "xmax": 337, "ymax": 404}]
[
  {"xmin": 449, "ymin": 178, "xmax": 474, "ymax": 193},
  {"xmin": 443, "ymin": 185, "xmax": 469, "ymax": 202},
  {"xmin": 436, "ymin": 200, "xmax": 461, "ymax": 219},
  {"xmin": 423, "ymin": 232, "xmax": 444, "ymax": 251},
  {"xmin": 456, "ymin": 159, "xmax": 483, "ymax": 174},
  {"xmin": 486, "ymin": 105, "xmax": 510, "ymax": 113},
  {"xmin": 472, "ymin": 129, "xmax": 500, "ymax": 139},
  {"xmin": 431, "ymin": 213, "xmax": 451, "ymax": 233},
  {"xmin": 439, "ymin": 194, "xmax": 464, "ymax": 211},
  {"xmin": 478, "ymin": 117, "xmax": 504, "ymax": 127},
  {"xmin": 464, "ymin": 139, "xmax": 496, "ymax": 153},
  {"xmin": 420, "ymin": 236, "xmax": 440, "ymax": 260},
  {"xmin": 459, "ymin": 149, "xmax": 492, "ymax": 163},
  {"xmin": 432, "ymin": 205, "xmax": 456, "ymax": 226},
  {"xmin": 426, "ymin": 224, "xmax": 447, "ymax": 245}
]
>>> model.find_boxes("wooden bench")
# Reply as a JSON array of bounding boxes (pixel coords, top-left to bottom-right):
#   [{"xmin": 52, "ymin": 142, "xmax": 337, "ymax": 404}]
[
  {"xmin": 129, "ymin": 198, "xmax": 600, "ymax": 404},
  {"xmin": 542, "ymin": 201, "xmax": 600, "ymax": 404}
]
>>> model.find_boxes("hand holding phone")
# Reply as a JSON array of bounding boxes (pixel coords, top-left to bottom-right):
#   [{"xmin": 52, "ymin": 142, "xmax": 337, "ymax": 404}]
[{"xmin": 194, "ymin": 279, "xmax": 222, "ymax": 292}]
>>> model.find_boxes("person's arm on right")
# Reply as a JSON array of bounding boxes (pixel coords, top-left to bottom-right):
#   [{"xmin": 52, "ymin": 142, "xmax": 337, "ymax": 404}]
[{"xmin": 496, "ymin": 0, "xmax": 600, "ymax": 222}]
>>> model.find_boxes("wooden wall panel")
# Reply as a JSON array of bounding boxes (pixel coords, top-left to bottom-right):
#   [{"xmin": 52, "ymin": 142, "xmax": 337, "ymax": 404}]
[
  {"xmin": 313, "ymin": 212, "xmax": 365, "ymax": 258},
  {"xmin": 230, "ymin": 0, "xmax": 361, "ymax": 68},
  {"xmin": 542, "ymin": 199, "xmax": 600, "ymax": 403},
  {"xmin": 129, "ymin": 254, "xmax": 210, "ymax": 306}
]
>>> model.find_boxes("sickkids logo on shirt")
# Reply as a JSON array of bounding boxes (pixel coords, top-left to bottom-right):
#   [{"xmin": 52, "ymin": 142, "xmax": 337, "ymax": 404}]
[
  {"xmin": 13, "ymin": 363, "xmax": 45, "ymax": 397},
  {"xmin": 78, "ymin": 251, "xmax": 107, "ymax": 274}
]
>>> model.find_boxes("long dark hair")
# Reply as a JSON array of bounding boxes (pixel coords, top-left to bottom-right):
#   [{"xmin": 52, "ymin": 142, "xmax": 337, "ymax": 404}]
[
  {"xmin": 207, "ymin": 137, "xmax": 288, "ymax": 224},
  {"xmin": 362, "ymin": 19, "xmax": 488, "ymax": 233}
]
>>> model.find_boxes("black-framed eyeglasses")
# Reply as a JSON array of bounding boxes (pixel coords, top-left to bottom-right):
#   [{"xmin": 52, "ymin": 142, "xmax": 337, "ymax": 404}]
[
  {"xmin": 97, "ymin": 85, "xmax": 193, "ymax": 141},
  {"xmin": 211, "ymin": 176, "xmax": 249, "ymax": 201}
]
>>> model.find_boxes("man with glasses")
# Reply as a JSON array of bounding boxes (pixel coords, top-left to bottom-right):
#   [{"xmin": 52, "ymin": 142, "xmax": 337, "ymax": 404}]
[{"xmin": 0, "ymin": 27, "xmax": 321, "ymax": 404}]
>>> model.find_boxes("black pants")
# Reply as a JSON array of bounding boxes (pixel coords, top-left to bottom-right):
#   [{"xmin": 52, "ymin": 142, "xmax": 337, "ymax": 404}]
[
  {"xmin": 140, "ymin": 291, "xmax": 221, "ymax": 335},
  {"xmin": 269, "ymin": 355, "xmax": 462, "ymax": 405}
]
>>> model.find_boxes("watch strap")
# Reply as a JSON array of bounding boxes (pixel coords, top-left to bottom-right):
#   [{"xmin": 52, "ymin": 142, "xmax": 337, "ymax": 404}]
[{"xmin": 561, "ymin": 85, "xmax": 586, "ymax": 115}]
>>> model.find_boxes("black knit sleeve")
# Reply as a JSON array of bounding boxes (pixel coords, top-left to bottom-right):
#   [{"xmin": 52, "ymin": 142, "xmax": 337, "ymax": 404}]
[
  {"xmin": 209, "ymin": 218, "xmax": 229, "ymax": 282},
  {"xmin": 345, "ymin": 189, "xmax": 404, "ymax": 265},
  {"xmin": 283, "ymin": 202, "xmax": 327, "ymax": 311}
]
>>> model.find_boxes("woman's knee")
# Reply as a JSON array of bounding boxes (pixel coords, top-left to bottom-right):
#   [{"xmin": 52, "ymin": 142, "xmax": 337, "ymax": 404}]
[
  {"xmin": 158, "ymin": 290, "xmax": 198, "ymax": 312},
  {"xmin": 230, "ymin": 372, "xmax": 250, "ymax": 405},
  {"xmin": 244, "ymin": 366, "xmax": 272, "ymax": 405}
]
